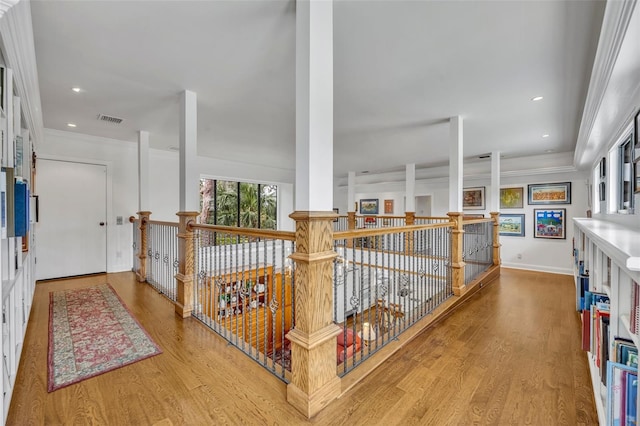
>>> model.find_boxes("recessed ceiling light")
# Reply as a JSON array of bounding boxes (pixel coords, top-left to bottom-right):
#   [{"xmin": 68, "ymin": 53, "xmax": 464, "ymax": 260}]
[
  {"xmin": 361, "ymin": 170, "xmax": 369, "ymax": 174},
  {"xmin": 531, "ymin": 96, "xmax": 543, "ymax": 101},
  {"xmin": 542, "ymin": 134, "xmax": 550, "ymax": 138},
  {"xmin": 71, "ymin": 87, "xmax": 81, "ymax": 93},
  {"xmin": 67, "ymin": 123, "xmax": 77, "ymax": 128},
  {"xmin": 545, "ymin": 149, "xmax": 554, "ymax": 153}
]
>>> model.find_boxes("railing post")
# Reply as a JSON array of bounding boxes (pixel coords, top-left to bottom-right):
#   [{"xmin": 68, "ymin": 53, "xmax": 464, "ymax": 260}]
[
  {"xmin": 286, "ymin": 211, "xmax": 341, "ymax": 418},
  {"xmin": 136, "ymin": 211, "xmax": 151, "ymax": 283},
  {"xmin": 175, "ymin": 211, "xmax": 199, "ymax": 318},
  {"xmin": 347, "ymin": 211, "xmax": 356, "ymax": 248},
  {"xmin": 447, "ymin": 212, "xmax": 466, "ymax": 296},
  {"xmin": 405, "ymin": 211, "xmax": 415, "ymax": 254},
  {"xmin": 490, "ymin": 212, "xmax": 501, "ymax": 266}
]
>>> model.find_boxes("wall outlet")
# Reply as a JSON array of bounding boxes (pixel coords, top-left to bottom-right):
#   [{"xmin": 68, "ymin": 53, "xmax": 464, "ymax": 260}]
[
  {"xmin": 517, "ymin": 253, "xmax": 522, "ymax": 260},
  {"xmin": 116, "ymin": 216, "xmax": 123, "ymax": 225}
]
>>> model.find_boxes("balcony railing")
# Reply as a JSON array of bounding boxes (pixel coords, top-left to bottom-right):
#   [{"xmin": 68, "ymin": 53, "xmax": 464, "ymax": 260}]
[
  {"xmin": 332, "ymin": 223, "xmax": 453, "ymax": 375},
  {"xmin": 190, "ymin": 224, "xmax": 296, "ymax": 382},
  {"xmin": 131, "ymin": 210, "xmax": 500, "ymax": 418}
]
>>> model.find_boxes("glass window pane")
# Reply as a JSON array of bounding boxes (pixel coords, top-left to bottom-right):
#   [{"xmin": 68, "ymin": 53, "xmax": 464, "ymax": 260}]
[
  {"xmin": 199, "ymin": 178, "xmax": 216, "ymax": 224},
  {"xmin": 216, "ymin": 180, "xmax": 238, "ymax": 226},
  {"xmin": 239, "ymin": 182, "xmax": 259, "ymax": 228},
  {"xmin": 260, "ymin": 184, "xmax": 277, "ymax": 230}
]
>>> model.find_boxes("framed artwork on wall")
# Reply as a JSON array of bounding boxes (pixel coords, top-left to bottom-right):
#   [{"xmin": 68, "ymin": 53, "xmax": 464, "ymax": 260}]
[
  {"xmin": 528, "ymin": 182, "xmax": 571, "ymax": 205},
  {"xmin": 384, "ymin": 199, "xmax": 394, "ymax": 214},
  {"xmin": 463, "ymin": 186, "xmax": 485, "ymax": 210},
  {"xmin": 533, "ymin": 209, "xmax": 566, "ymax": 239},
  {"xmin": 500, "ymin": 187, "xmax": 524, "ymax": 209},
  {"xmin": 499, "ymin": 214, "xmax": 525, "ymax": 237},
  {"xmin": 359, "ymin": 199, "xmax": 379, "ymax": 215}
]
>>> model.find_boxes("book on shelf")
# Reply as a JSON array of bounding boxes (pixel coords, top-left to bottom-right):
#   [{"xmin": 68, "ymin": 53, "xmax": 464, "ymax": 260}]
[
  {"xmin": 577, "ymin": 274, "xmax": 590, "ymax": 311},
  {"xmin": 607, "ymin": 361, "xmax": 638, "ymax": 426}
]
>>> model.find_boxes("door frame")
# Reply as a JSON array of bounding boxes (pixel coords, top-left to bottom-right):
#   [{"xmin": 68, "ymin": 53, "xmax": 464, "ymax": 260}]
[{"xmin": 39, "ymin": 154, "xmax": 114, "ymax": 272}]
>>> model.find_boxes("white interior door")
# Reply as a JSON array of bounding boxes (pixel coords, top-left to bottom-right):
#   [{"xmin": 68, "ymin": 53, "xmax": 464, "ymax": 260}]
[{"xmin": 36, "ymin": 159, "xmax": 107, "ymax": 280}]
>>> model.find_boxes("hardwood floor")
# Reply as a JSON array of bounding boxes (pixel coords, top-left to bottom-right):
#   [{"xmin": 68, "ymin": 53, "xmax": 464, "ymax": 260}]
[{"xmin": 7, "ymin": 268, "xmax": 597, "ymax": 425}]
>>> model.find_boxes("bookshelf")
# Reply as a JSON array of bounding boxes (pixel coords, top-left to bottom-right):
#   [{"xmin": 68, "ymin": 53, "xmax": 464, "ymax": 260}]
[
  {"xmin": 573, "ymin": 218, "xmax": 640, "ymax": 425},
  {"xmin": 0, "ymin": 63, "xmax": 36, "ymax": 422}
]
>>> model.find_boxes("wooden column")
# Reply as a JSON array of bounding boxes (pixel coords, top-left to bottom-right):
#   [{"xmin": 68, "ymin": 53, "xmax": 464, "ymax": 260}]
[
  {"xmin": 136, "ymin": 211, "xmax": 151, "ymax": 283},
  {"xmin": 405, "ymin": 211, "xmax": 415, "ymax": 254},
  {"xmin": 175, "ymin": 211, "xmax": 198, "ymax": 318},
  {"xmin": 448, "ymin": 212, "xmax": 466, "ymax": 296},
  {"xmin": 286, "ymin": 211, "xmax": 341, "ymax": 418},
  {"xmin": 490, "ymin": 212, "xmax": 501, "ymax": 266}
]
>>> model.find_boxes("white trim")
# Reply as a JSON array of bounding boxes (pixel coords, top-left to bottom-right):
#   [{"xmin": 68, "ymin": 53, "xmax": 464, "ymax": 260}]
[
  {"xmin": 501, "ymin": 263, "xmax": 573, "ymax": 276},
  {"xmin": 0, "ymin": 0, "xmax": 44, "ymax": 148},
  {"xmin": 0, "ymin": 0, "xmax": 19, "ymax": 19},
  {"xmin": 574, "ymin": 0, "xmax": 638, "ymax": 169}
]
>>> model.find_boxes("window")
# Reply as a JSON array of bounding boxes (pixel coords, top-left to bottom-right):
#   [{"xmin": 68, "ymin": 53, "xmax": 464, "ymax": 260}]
[
  {"xmin": 618, "ymin": 136, "xmax": 633, "ymax": 211},
  {"xmin": 200, "ymin": 179, "xmax": 277, "ymax": 230}
]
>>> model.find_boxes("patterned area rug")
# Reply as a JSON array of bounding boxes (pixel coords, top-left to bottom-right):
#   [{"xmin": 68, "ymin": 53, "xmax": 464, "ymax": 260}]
[{"xmin": 48, "ymin": 284, "xmax": 162, "ymax": 392}]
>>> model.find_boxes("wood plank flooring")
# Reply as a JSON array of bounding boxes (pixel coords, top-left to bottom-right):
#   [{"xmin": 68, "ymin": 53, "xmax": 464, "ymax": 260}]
[{"xmin": 6, "ymin": 268, "xmax": 597, "ymax": 425}]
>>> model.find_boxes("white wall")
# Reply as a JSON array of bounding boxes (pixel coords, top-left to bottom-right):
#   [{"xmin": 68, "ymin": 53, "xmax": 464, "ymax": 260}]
[
  {"xmin": 39, "ymin": 129, "xmax": 295, "ymax": 274},
  {"xmin": 335, "ymin": 169, "xmax": 589, "ymax": 275}
]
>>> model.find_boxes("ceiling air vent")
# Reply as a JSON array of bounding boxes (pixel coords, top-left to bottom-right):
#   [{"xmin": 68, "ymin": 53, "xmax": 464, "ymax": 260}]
[{"xmin": 97, "ymin": 114, "xmax": 124, "ymax": 124}]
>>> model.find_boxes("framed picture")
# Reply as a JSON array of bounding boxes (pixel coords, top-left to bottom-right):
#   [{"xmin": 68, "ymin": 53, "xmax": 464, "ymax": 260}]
[
  {"xmin": 359, "ymin": 199, "xmax": 379, "ymax": 215},
  {"xmin": 463, "ymin": 187, "xmax": 485, "ymax": 210},
  {"xmin": 499, "ymin": 214, "xmax": 525, "ymax": 237},
  {"xmin": 384, "ymin": 199, "xmax": 394, "ymax": 214},
  {"xmin": 500, "ymin": 187, "xmax": 524, "ymax": 209},
  {"xmin": 528, "ymin": 182, "xmax": 571, "ymax": 205},
  {"xmin": 534, "ymin": 209, "xmax": 566, "ymax": 239}
]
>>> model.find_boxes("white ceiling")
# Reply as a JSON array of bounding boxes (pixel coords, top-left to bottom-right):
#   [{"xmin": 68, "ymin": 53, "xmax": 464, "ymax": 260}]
[{"xmin": 29, "ymin": 0, "xmax": 607, "ymax": 178}]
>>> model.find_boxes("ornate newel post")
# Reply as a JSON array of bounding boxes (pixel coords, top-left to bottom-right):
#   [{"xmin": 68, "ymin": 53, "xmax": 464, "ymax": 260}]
[
  {"xmin": 136, "ymin": 211, "xmax": 151, "ymax": 282},
  {"xmin": 286, "ymin": 211, "xmax": 341, "ymax": 418},
  {"xmin": 447, "ymin": 212, "xmax": 466, "ymax": 296},
  {"xmin": 490, "ymin": 212, "xmax": 501, "ymax": 266},
  {"xmin": 175, "ymin": 211, "xmax": 198, "ymax": 318},
  {"xmin": 405, "ymin": 211, "xmax": 415, "ymax": 254}
]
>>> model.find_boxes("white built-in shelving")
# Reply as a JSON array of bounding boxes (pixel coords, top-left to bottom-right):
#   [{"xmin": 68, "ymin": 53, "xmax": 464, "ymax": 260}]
[{"xmin": 574, "ymin": 217, "xmax": 640, "ymax": 426}]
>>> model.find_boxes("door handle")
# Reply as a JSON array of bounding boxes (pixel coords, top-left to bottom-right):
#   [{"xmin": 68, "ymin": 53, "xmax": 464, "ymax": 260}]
[{"xmin": 99, "ymin": 222, "xmax": 105, "ymax": 226}]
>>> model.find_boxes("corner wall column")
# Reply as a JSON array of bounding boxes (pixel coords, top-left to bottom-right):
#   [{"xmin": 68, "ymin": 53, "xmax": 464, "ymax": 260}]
[
  {"xmin": 175, "ymin": 211, "xmax": 198, "ymax": 318},
  {"xmin": 136, "ymin": 211, "xmax": 151, "ymax": 282},
  {"xmin": 179, "ymin": 90, "xmax": 199, "ymax": 212},
  {"xmin": 447, "ymin": 212, "xmax": 466, "ymax": 295}
]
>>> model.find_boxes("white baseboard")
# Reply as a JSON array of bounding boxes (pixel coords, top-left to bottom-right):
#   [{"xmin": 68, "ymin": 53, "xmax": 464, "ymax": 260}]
[{"xmin": 500, "ymin": 262, "xmax": 573, "ymax": 276}]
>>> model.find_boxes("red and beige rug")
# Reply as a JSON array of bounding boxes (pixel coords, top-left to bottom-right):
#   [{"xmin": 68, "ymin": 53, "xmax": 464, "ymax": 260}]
[{"xmin": 48, "ymin": 284, "xmax": 162, "ymax": 392}]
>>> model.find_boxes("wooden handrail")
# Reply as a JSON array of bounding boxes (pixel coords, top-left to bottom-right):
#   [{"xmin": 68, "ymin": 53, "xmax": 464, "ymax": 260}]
[
  {"xmin": 334, "ymin": 222, "xmax": 453, "ymax": 240},
  {"xmin": 190, "ymin": 223, "xmax": 296, "ymax": 241},
  {"xmin": 147, "ymin": 219, "xmax": 180, "ymax": 227}
]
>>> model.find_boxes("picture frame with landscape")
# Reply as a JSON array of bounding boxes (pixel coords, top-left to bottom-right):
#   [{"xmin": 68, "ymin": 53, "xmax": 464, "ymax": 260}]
[
  {"xmin": 500, "ymin": 187, "xmax": 523, "ymax": 209},
  {"xmin": 499, "ymin": 214, "xmax": 525, "ymax": 237},
  {"xmin": 528, "ymin": 182, "xmax": 571, "ymax": 205},
  {"xmin": 463, "ymin": 187, "xmax": 485, "ymax": 210},
  {"xmin": 359, "ymin": 199, "xmax": 379, "ymax": 215}
]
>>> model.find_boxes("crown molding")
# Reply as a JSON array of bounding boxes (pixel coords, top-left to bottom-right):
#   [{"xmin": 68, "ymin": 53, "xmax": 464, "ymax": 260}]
[
  {"xmin": 0, "ymin": 0, "xmax": 19, "ymax": 18},
  {"xmin": 573, "ymin": 0, "xmax": 638, "ymax": 169},
  {"xmin": 0, "ymin": 0, "xmax": 44, "ymax": 148}
]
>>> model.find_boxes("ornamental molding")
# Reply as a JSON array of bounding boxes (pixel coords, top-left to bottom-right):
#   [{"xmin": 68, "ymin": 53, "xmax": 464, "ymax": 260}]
[
  {"xmin": 0, "ymin": 0, "xmax": 19, "ymax": 18},
  {"xmin": 573, "ymin": 0, "xmax": 638, "ymax": 169}
]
